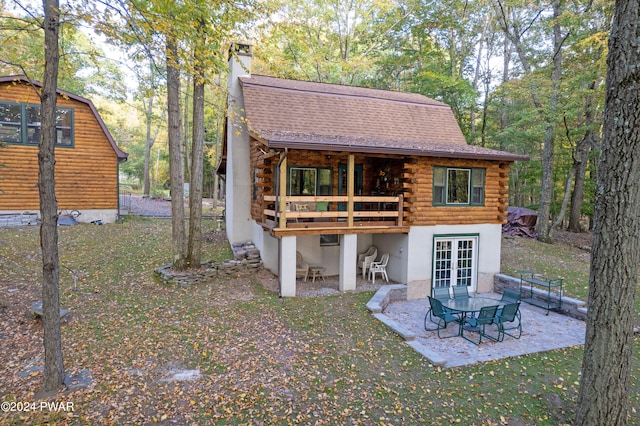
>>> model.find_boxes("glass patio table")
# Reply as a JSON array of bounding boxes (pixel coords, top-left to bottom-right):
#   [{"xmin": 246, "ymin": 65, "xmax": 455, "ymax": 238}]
[{"xmin": 441, "ymin": 297, "xmax": 503, "ymax": 338}]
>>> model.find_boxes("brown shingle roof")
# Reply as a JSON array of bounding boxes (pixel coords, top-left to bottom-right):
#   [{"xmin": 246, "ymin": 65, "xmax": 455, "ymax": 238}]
[{"xmin": 239, "ymin": 75, "xmax": 527, "ymax": 161}]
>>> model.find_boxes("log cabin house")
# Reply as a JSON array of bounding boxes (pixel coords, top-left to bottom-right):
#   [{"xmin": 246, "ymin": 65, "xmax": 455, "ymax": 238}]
[
  {"xmin": 0, "ymin": 76, "xmax": 127, "ymax": 225},
  {"xmin": 221, "ymin": 44, "xmax": 528, "ymax": 297}
]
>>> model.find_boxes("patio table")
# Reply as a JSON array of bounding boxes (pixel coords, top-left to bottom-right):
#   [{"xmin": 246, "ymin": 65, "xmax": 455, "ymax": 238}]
[{"xmin": 441, "ymin": 297, "xmax": 502, "ymax": 339}]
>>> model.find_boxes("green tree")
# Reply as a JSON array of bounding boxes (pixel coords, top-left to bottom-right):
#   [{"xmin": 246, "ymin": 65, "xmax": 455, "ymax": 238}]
[{"xmin": 0, "ymin": 6, "xmax": 126, "ymax": 100}]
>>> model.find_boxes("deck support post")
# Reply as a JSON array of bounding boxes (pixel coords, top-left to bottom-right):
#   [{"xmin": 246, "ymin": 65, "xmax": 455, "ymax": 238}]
[
  {"xmin": 339, "ymin": 234, "xmax": 357, "ymax": 292},
  {"xmin": 279, "ymin": 235, "xmax": 297, "ymax": 297}
]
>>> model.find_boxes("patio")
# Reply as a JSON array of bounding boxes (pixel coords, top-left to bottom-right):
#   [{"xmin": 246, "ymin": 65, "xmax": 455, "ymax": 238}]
[{"xmin": 377, "ymin": 290, "xmax": 586, "ymax": 368}]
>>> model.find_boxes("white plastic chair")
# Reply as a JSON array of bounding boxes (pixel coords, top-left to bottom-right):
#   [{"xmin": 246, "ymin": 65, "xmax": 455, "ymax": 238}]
[
  {"xmin": 369, "ymin": 253, "xmax": 389, "ymax": 284},
  {"xmin": 296, "ymin": 251, "xmax": 309, "ymax": 281},
  {"xmin": 357, "ymin": 246, "xmax": 377, "ymax": 279}
]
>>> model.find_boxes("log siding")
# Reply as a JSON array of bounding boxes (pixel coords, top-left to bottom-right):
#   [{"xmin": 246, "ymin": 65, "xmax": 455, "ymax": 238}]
[{"xmin": 249, "ymin": 145, "xmax": 511, "ymax": 230}]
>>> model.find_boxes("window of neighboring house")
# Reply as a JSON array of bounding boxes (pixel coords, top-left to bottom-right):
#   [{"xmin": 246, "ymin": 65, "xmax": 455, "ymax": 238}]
[
  {"xmin": 433, "ymin": 166, "xmax": 485, "ymax": 206},
  {"xmin": 0, "ymin": 102, "xmax": 23, "ymax": 143},
  {"xmin": 0, "ymin": 101, "xmax": 73, "ymax": 147}
]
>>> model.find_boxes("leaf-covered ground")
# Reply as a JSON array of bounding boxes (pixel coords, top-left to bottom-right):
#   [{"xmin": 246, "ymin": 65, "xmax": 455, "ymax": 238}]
[{"xmin": 1, "ymin": 217, "xmax": 639, "ymax": 425}]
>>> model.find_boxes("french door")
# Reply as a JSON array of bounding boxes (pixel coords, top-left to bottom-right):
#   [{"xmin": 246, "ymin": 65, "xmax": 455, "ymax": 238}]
[{"xmin": 433, "ymin": 236, "xmax": 478, "ymax": 292}]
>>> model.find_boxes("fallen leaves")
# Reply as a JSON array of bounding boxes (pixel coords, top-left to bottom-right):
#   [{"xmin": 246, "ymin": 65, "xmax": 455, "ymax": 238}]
[{"xmin": 1, "ymin": 219, "xmax": 639, "ymax": 424}]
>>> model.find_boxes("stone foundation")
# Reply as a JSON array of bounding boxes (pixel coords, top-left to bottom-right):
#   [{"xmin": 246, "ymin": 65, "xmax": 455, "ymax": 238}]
[
  {"xmin": 0, "ymin": 213, "xmax": 39, "ymax": 227},
  {"xmin": 155, "ymin": 241, "xmax": 263, "ymax": 286}
]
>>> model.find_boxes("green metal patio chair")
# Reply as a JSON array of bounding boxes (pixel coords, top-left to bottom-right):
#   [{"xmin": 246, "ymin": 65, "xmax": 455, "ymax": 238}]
[
  {"xmin": 494, "ymin": 302, "xmax": 522, "ymax": 341},
  {"xmin": 500, "ymin": 288, "xmax": 521, "ymax": 304},
  {"xmin": 452, "ymin": 285, "xmax": 470, "ymax": 299},
  {"xmin": 461, "ymin": 305, "xmax": 499, "ymax": 345},
  {"xmin": 425, "ymin": 296, "xmax": 461, "ymax": 338},
  {"xmin": 424, "ymin": 287, "xmax": 452, "ymax": 328}
]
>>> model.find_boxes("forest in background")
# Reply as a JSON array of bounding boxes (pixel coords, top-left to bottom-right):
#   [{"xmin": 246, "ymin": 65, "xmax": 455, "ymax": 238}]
[{"xmin": 0, "ymin": 0, "xmax": 611, "ymax": 240}]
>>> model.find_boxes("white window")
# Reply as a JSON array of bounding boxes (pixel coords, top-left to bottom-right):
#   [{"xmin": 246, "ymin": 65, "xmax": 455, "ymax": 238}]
[{"xmin": 433, "ymin": 166, "xmax": 485, "ymax": 205}]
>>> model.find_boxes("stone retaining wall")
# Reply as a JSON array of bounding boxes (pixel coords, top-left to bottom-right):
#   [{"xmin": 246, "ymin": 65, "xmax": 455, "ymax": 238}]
[
  {"xmin": 155, "ymin": 241, "xmax": 262, "ymax": 287},
  {"xmin": 494, "ymin": 273, "xmax": 588, "ymax": 321}
]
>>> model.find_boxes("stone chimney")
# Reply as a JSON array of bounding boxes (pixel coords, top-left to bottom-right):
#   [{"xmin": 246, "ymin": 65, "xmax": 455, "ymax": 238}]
[{"xmin": 225, "ymin": 43, "xmax": 253, "ymax": 244}]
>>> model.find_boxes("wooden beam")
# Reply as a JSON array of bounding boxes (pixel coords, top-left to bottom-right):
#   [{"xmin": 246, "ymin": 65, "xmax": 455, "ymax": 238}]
[
  {"xmin": 278, "ymin": 153, "xmax": 287, "ymax": 229},
  {"xmin": 347, "ymin": 154, "xmax": 354, "ymax": 227}
]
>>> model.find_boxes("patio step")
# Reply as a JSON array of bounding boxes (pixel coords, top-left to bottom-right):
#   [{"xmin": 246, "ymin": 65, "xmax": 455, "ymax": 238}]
[
  {"xmin": 406, "ymin": 341, "xmax": 447, "ymax": 366},
  {"xmin": 372, "ymin": 313, "xmax": 416, "ymax": 341}
]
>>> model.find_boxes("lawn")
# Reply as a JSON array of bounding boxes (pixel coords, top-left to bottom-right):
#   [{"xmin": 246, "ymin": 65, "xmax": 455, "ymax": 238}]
[{"xmin": 1, "ymin": 217, "xmax": 638, "ymax": 425}]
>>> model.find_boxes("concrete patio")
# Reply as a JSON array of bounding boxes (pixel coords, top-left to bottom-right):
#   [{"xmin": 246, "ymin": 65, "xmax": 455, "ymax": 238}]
[{"xmin": 369, "ymin": 286, "xmax": 586, "ymax": 368}]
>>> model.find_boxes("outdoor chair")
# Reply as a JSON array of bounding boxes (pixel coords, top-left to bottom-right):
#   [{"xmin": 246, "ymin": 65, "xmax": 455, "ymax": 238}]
[
  {"xmin": 357, "ymin": 247, "xmax": 377, "ymax": 279},
  {"xmin": 461, "ymin": 305, "xmax": 499, "ymax": 345},
  {"xmin": 368, "ymin": 253, "xmax": 389, "ymax": 284},
  {"xmin": 500, "ymin": 288, "xmax": 522, "ymax": 304},
  {"xmin": 296, "ymin": 251, "xmax": 309, "ymax": 282},
  {"xmin": 424, "ymin": 287, "xmax": 452, "ymax": 328},
  {"xmin": 499, "ymin": 289, "xmax": 522, "ymax": 322},
  {"xmin": 426, "ymin": 296, "xmax": 461, "ymax": 338},
  {"xmin": 452, "ymin": 285, "xmax": 470, "ymax": 299},
  {"xmin": 494, "ymin": 302, "xmax": 522, "ymax": 341}
]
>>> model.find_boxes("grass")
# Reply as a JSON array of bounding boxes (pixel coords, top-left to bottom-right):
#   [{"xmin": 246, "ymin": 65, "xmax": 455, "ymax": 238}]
[{"xmin": 0, "ymin": 218, "xmax": 639, "ymax": 425}]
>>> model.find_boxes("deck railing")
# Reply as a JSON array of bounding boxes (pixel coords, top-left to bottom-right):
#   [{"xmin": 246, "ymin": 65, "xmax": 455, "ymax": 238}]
[{"xmin": 262, "ymin": 194, "xmax": 404, "ymax": 230}]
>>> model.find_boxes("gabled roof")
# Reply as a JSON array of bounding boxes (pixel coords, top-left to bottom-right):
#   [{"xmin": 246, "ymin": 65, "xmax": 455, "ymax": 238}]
[
  {"xmin": 239, "ymin": 75, "xmax": 527, "ymax": 161},
  {"xmin": 0, "ymin": 75, "xmax": 128, "ymax": 162}
]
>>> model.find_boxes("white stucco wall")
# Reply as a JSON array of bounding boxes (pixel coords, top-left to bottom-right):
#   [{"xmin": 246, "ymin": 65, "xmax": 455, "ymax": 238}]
[
  {"xmin": 404, "ymin": 223, "xmax": 503, "ymax": 299},
  {"xmin": 225, "ymin": 50, "xmax": 253, "ymax": 244}
]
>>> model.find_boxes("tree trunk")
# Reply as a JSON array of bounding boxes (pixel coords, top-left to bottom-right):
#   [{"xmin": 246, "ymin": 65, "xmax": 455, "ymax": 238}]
[
  {"xmin": 576, "ymin": 0, "xmax": 640, "ymax": 423},
  {"xmin": 166, "ymin": 31, "xmax": 187, "ymax": 270},
  {"xmin": 187, "ymin": 40, "xmax": 205, "ymax": 268},
  {"xmin": 568, "ymin": 79, "xmax": 599, "ymax": 232},
  {"xmin": 143, "ymin": 96, "xmax": 154, "ymax": 196},
  {"xmin": 536, "ymin": 0, "xmax": 563, "ymax": 243},
  {"xmin": 39, "ymin": 0, "xmax": 64, "ymax": 393},
  {"xmin": 183, "ymin": 75, "xmax": 192, "ymax": 183},
  {"xmin": 567, "ymin": 134, "xmax": 593, "ymax": 232}
]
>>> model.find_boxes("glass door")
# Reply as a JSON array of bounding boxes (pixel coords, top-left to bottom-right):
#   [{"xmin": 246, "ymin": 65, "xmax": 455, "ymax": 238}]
[{"xmin": 433, "ymin": 236, "xmax": 478, "ymax": 292}]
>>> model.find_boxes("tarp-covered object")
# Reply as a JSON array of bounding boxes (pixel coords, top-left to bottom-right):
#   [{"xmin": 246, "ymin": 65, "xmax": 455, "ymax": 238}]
[
  {"xmin": 57, "ymin": 215, "xmax": 79, "ymax": 226},
  {"xmin": 503, "ymin": 207, "xmax": 538, "ymax": 237}
]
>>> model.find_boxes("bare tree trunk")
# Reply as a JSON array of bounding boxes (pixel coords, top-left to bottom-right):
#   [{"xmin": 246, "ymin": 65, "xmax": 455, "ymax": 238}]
[
  {"xmin": 536, "ymin": 0, "xmax": 563, "ymax": 243},
  {"xmin": 166, "ymin": 31, "xmax": 186, "ymax": 270},
  {"xmin": 551, "ymin": 167, "xmax": 575, "ymax": 230},
  {"xmin": 499, "ymin": 38, "xmax": 511, "ymax": 150},
  {"xmin": 576, "ymin": 0, "xmax": 640, "ymax": 422},
  {"xmin": 183, "ymin": 75, "xmax": 192, "ymax": 183},
  {"xmin": 143, "ymin": 96, "xmax": 154, "ymax": 196},
  {"xmin": 568, "ymin": 79, "xmax": 599, "ymax": 232},
  {"xmin": 39, "ymin": 0, "xmax": 64, "ymax": 393},
  {"xmin": 187, "ymin": 34, "xmax": 205, "ymax": 267},
  {"xmin": 567, "ymin": 135, "xmax": 593, "ymax": 232},
  {"xmin": 492, "ymin": 0, "xmax": 563, "ymax": 240}
]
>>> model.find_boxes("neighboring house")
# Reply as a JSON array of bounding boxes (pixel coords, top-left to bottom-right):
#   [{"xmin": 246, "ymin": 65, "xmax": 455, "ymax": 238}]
[
  {"xmin": 0, "ymin": 76, "xmax": 127, "ymax": 224},
  {"xmin": 221, "ymin": 44, "xmax": 528, "ymax": 298}
]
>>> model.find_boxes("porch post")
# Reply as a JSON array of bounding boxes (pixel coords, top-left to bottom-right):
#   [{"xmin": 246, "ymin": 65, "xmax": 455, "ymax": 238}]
[
  {"xmin": 347, "ymin": 154, "xmax": 355, "ymax": 227},
  {"xmin": 278, "ymin": 153, "xmax": 287, "ymax": 228},
  {"xmin": 339, "ymin": 234, "xmax": 357, "ymax": 291},
  {"xmin": 280, "ymin": 235, "xmax": 297, "ymax": 297}
]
